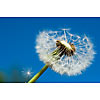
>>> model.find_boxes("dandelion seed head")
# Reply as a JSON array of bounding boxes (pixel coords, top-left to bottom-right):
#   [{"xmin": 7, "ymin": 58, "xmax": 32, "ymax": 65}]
[{"xmin": 36, "ymin": 29, "xmax": 95, "ymax": 76}]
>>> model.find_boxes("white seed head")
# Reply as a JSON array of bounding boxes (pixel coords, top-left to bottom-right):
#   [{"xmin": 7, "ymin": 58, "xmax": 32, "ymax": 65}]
[{"xmin": 36, "ymin": 29, "xmax": 95, "ymax": 76}]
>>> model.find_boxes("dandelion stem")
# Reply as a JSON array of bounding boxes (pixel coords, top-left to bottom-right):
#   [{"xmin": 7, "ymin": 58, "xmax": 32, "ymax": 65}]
[{"xmin": 28, "ymin": 64, "xmax": 48, "ymax": 83}]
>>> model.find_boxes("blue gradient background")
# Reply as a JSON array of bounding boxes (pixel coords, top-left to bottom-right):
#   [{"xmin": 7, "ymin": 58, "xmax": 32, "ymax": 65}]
[{"xmin": 0, "ymin": 17, "xmax": 99, "ymax": 83}]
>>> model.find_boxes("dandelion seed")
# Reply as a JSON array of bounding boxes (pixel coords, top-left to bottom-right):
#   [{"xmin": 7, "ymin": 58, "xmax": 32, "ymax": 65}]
[
  {"xmin": 27, "ymin": 71, "xmax": 31, "ymax": 75},
  {"xmin": 22, "ymin": 68, "xmax": 33, "ymax": 82}
]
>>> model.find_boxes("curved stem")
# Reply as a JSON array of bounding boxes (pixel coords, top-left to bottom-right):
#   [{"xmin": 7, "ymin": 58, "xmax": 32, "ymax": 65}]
[
  {"xmin": 28, "ymin": 64, "xmax": 48, "ymax": 83},
  {"xmin": 28, "ymin": 48, "xmax": 60, "ymax": 83}
]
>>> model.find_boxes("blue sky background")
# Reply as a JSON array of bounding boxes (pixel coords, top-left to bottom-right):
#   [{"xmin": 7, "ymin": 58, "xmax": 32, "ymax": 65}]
[{"xmin": 0, "ymin": 17, "xmax": 100, "ymax": 83}]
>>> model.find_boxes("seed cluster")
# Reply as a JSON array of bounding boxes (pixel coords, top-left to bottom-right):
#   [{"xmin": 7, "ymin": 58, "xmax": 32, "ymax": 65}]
[
  {"xmin": 36, "ymin": 29, "xmax": 95, "ymax": 75},
  {"xmin": 56, "ymin": 40, "xmax": 76, "ymax": 57}
]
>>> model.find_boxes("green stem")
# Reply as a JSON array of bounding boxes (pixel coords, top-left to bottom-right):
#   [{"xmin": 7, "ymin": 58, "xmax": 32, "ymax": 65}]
[
  {"xmin": 28, "ymin": 64, "xmax": 48, "ymax": 83},
  {"xmin": 28, "ymin": 48, "xmax": 60, "ymax": 83}
]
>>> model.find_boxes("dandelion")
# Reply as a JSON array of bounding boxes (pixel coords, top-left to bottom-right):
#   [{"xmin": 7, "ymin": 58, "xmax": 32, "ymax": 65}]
[{"xmin": 28, "ymin": 28, "xmax": 95, "ymax": 83}]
